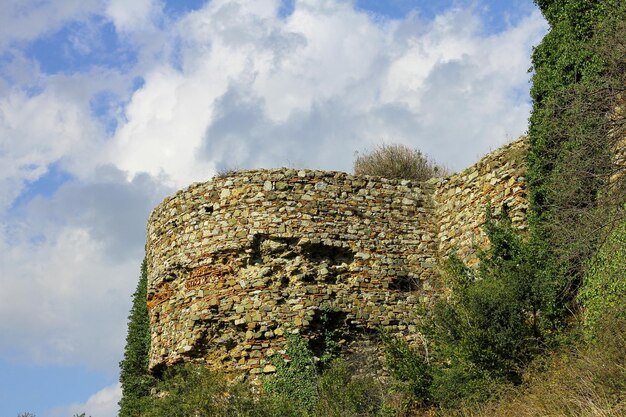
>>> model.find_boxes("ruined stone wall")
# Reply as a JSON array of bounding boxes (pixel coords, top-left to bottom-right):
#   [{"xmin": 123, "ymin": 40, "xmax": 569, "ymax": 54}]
[
  {"xmin": 433, "ymin": 138, "xmax": 528, "ymax": 266},
  {"xmin": 145, "ymin": 137, "xmax": 530, "ymax": 376},
  {"xmin": 146, "ymin": 169, "xmax": 440, "ymax": 375}
]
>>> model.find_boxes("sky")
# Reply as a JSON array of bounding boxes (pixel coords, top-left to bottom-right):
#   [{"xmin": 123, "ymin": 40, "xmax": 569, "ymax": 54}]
[{"xmin": 0, "ymin": 1, "xmax": 548, "ymax": 416}]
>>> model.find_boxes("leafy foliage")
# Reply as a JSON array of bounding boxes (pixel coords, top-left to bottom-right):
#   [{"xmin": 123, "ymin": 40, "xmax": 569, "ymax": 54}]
[
  {"xmin": 528, "ymin": 0, "xmax": 626, "ymax": 294},
  {"xmin": 264, "ymin": 334, "xmax": 319, "ymax": 414},
  {"xmin": 311, "ymin": 306, "xmax": 343, "ymax": 368},
  {"xmin": 139, "ymin": 341, "xmax": 394, "ymax": 417},
  {"xmin": 137, "ymin": 364, "xmax": 289, "ymax": 417},
  {"xmin": 578, "ymin": 216, "xmax": 626, "ymax": 334},
  {"xmin": 430, "ymin": 214, "xmax": 563, "ymax": 406},
  {"xmin": 380, "ymin": 329, "xmax": 432, "ymax": 405},
  {"xmin": 383, "ymin": 212, "xmax": 567, "ymax": 408},
  {"xmin": 405, "ymin": 1, "xmax": 626, "ymax": 411},
  {"xmin": 315, "ymin": 360, "xmax": 394, "ymax": 417},
  {"xmin": 438, "ymin": 311, "xmax": 626, "ymax": 417},
  {"xmin": 119, "ymin": 259, "xmax": 154, "ymax": 417}
]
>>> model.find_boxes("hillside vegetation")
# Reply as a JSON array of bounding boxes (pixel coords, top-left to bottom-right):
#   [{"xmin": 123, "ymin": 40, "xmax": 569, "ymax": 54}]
[{"xmin": 117, "ymin": 1, "xmax": 626, "ymax": 416}]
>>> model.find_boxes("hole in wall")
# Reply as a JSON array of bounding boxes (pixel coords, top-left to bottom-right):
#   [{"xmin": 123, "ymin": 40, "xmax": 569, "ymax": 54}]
[{"xmin": 388, "ymin": 274, "xmax": 419, "ymax": 291}]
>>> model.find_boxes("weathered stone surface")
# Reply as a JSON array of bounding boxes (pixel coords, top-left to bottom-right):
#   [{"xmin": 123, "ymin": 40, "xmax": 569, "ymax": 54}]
[
  {"xmin": 145, "ymin": 137, "xmax": 529, "ymax": 376},
  {"xmin": 433, "ymin": 137, "xmax": 528, "ymax": 266}
]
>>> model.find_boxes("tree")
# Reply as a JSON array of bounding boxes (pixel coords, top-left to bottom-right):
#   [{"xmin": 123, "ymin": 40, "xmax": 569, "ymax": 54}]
[
  {"xmin": 119, "ymin": 259, "xmax": 153, "ymax": 417},
  {"xmin": 431, "ymin": 214, "xmax": 560, "ymax": 406}
]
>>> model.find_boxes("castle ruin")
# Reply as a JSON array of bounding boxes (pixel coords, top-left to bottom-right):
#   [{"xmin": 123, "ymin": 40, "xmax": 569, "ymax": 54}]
[{"xmin": 145, "ymin": 137, "xmax": 528, "ymax": 376}]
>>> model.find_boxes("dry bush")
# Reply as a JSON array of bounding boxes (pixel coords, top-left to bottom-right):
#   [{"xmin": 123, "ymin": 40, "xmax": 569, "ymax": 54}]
[
  {"xmin": 214, "ymin": 166, "xmax": 241, "ymax": 179},
  {"xmin": 353, "ymin": 143, "xmax": 444, "ymax": 181}
]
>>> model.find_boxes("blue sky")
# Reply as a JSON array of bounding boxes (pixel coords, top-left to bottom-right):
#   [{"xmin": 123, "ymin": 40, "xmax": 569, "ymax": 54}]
[{"xmin": 0, "ymin": 1, "xmax": 547, "ymax": 415}]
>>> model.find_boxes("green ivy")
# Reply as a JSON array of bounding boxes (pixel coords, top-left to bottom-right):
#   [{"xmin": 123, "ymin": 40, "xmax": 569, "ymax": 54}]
[
  {"xmin": 526, "ymin": 1, "xmax": 626, "ymax": 333},
  {"xmin": 529, "ymin": 1, "xmax": 625, "ymax": 246},
  {"xmin": 578, "ymin": 216, "xmax": 626, "ymax": 335}
]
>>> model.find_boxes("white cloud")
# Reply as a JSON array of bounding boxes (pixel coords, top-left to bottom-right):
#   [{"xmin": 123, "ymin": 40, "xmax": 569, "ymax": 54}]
[
  {"xmin": 0, "ymin": 88, "xmax": 102, "ymax": 210},
  {"xmin": 0, "ymin": 225, "xmax": 137, "ymax": 368},
  {"xmin": 109, "ymin": 65, "xmax": 220, "ymax": 186},
  {"xmin": 105, "ymin": 0, "xmax": 160, "ymax": 32},
  {"xmin": 105, "ymin": 0, "xmax": 547, "ymax": 188},
  {"xmin": 0, "ymin": 0, "xmax": 104, "ymax": 49},
  {"xmin": 254, "ymin": 0, "xmax": 387, "ymax": 120},
  {"xmin": 48, "ymin": 382, "xmax": 121, "ymax": 417},
  {"xmin": 0, "ymin": 170, "xmax": 171, "ymax": 369},
  {"xmin": 381, "ymin": 9, "xmax": 481, "ymax": 113}
]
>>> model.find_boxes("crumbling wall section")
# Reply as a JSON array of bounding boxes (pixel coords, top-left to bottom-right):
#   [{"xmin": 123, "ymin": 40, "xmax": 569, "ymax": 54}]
[
  {"xmin": 434, "ymin": 137, "xmax": 528, "ymax": 266},
  {"xmin": 146, "ymin": 169, "xmax": 440, "ymax": 374}
]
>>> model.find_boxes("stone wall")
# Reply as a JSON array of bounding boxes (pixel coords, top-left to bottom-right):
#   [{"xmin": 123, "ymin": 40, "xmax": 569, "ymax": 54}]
[
  {"xmin": 145, "ymin": 137, "xmax": 529, "ymax": 376},
  {"xmin": 146, "ymin": 169, "xmax": 441, "ymax": 375},
  {"xmin": 433, "ymin": 138, "xmax": 528, "ymax": 266}
]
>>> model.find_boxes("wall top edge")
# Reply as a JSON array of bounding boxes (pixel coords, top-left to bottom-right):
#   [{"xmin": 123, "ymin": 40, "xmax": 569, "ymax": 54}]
[{"xmin": 148, "ymin": 136, "xmax": 527, "ymax": 221}]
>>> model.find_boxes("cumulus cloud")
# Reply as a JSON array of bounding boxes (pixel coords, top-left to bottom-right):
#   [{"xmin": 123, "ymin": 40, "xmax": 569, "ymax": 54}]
[
  {"xmin": 0, "ymin": 88, "xmax": 103, "ymax": 210},
  {"xmin": 0, "ymin": 170, "xmax": 171, "ymax": 369},
  {"xmin": 107, "ymin": 64, "xmax": 219, "ymax": 186},
  {"xmin": 48, "ymin": 382, "xmax": 121, "ymax": 417},
  {"xmin": 106, "ymin": 0, "xmax": 160, "ymax": 32},
  {"xmin": 0, "ymin": 225, "xmax": 134, "ymax": 367},
  {"xmin": 106, "ymin": 0, "xmax": 547, "ymax": 189},
  {"xmin": 0, "ymin": 0, "xmax": 104, "ymax": 49}
]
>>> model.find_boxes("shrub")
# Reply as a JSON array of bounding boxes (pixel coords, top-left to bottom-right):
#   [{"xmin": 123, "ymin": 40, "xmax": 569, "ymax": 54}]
[
  {"xmin": 440, "ymin": 313, "xmax": 626, "ymax": 417},
  {"xmin": 138, "ymin": 364, "xmax": 249, "ymax": 417},
  {"xmin": 380, "ymin": 329, "xmax": 432, "ymax": 406},
  {"xmin": 425, "ymin": 214, "xmax": 564, "ymax": 407},
  {"xmin": 214, "ymin": 166, "xmax": 241, "ymax": 178},
  {"xmin": 384, "ymin": 212, "xmax": 566, "ymax": 409},
  {"xmin": 264, "ymin": 334, "xmax": 319, "ymax": 414},
  {"xmin": 353, "ymin": 143, "xmax": 442, "ymax": 181},
  {"xmin": 315, "ymin": 359, "xmax": 393, "ymax": 417},
  {"xmin": 140, "ymin": 364, "xmax": 308, "ymax": 417},
  {"xmin": 139, "ymin": 357, "xmax": 400, "ymax": 417}
]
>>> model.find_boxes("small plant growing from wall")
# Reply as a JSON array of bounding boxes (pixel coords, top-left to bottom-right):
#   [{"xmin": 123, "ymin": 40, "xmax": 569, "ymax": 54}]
[
  {"xmin": 264, "ymin": 334, "xmax": 319, "ymax": 413},
  {"xmin": 353, "ymin": 143, "xmax": 444, "ymax": 180}
]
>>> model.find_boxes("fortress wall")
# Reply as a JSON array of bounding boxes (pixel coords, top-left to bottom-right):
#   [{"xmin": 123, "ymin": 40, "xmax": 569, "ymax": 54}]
[
  {"xmin": 145, "ymin": 138, "xmax": 531, "ymax": 376},
  {"xmin": 146, "ymin": 169, "xmax": 441, "ymax": 374},
  {"xmin": 434, "ymin": 137, "xmax": 529, "ymax": 266}
]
